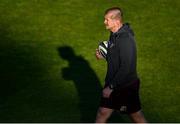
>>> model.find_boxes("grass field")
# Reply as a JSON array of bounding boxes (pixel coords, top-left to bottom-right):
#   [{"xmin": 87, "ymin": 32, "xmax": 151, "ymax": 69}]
[{"xmin": 0, "ymin": 0, "xmax": 180, "ymax": 122}]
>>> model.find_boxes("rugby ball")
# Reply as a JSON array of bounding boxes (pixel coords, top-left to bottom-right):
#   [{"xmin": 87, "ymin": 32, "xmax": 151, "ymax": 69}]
[{"xmin": 98, "ymin": 41, "xmax": 108, "ymax": 59}]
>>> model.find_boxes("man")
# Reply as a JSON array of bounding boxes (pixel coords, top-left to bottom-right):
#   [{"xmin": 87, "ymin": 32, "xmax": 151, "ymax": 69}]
[{"xmin": 95, "ymin": 7, "xmax": 147, "ymax": 123}]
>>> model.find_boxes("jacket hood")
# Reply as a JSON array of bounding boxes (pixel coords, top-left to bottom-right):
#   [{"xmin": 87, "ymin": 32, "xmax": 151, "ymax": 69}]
[{"xmin": 116, "ymin": 23, "xmax": 134, "ymax": 36}]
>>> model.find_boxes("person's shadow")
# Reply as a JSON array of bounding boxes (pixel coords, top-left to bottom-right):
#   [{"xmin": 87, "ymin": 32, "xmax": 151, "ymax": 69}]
[{"xmin": 58, "ymin": 46, "xmax": 102, "ymax": 122}]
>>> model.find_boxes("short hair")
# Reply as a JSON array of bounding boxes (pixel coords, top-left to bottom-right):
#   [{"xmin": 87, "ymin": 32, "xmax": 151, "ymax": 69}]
[{"xmin": 105, "ymin": 7, "xmax": 123, "ymax": 21}]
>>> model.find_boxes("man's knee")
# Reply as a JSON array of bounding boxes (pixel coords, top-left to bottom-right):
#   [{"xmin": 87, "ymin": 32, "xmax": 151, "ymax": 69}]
[
  {"xmin": 97, "ymin": 107, "xmax": 113, "ymax": 117},
  {"xmin": 129, "ymin": 110, "xmax": 147, "ymax": 123}
]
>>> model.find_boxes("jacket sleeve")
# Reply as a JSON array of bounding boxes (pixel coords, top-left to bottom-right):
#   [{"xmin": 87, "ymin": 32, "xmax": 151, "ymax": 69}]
[{"xmin": 109, "ymin": 34, "xmax": 135, "ymax": 89}]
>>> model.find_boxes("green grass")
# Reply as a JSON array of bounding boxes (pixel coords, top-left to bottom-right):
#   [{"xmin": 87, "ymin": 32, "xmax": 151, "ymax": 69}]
[{"xmin": 0, "ymin": 0, "xmax": 180, "ymax": 122}]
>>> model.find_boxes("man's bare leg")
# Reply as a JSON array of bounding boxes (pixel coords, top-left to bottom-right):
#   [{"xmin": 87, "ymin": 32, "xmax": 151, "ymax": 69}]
[
  {"xmin": 129, "ymin": 110, "xmax": 147, "ymax": 123},
  {"xmin": 95, "ymin": 107, "xmax": 114, "ymax": 123}
]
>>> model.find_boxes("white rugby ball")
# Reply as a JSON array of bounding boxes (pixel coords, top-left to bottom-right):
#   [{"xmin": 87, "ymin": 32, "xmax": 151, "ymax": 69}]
[{"xmin": 98, "ymin": 41, "xmax": 108, "ymax": 59}]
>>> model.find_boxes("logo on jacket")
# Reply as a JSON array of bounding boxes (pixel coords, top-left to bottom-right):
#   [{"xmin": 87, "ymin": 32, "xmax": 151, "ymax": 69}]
[
  {"xmin": 120, "ymin": 106, "xmax": 127, "ymax": 112},
  {"xmin": 109, "ymin": 43, "xmax": 115, "ymax": 48}
]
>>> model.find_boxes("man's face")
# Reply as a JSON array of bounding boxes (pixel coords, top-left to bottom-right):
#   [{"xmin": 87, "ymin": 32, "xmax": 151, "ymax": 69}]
[{"xmin": 104, "ymin": 12, "xmax": 115, "ymax": 30}]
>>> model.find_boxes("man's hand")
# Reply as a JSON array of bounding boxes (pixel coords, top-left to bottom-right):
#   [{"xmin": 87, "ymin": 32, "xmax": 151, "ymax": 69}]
[
  {"xmin": 95, "ymin": 49, "xmax": 104, "ymax": 60},
  {"xmin": 102, "ymin": 86, "xmax": 113, "ymax": 98}
]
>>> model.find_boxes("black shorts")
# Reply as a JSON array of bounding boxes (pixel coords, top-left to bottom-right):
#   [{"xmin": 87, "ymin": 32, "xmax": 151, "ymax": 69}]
[{"xmin": 100, "ymin": 79, "xmax": 141, "ymax": 114}]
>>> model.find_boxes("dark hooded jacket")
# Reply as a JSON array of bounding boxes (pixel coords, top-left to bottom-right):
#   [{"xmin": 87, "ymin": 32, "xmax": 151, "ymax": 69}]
[{"xmin": 105, "ymin": 23, "xmax": 139, "ymax": 89}]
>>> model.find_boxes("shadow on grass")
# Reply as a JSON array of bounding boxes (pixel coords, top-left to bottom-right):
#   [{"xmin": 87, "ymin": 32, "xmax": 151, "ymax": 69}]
[{"xmin": 58, "ymin": 46, "xmax": 102, "ymax": 122}]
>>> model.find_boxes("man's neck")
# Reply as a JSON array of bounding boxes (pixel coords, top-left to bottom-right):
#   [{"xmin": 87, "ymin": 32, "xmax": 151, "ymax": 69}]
[{"xmin": 111, "ymin": 23, "xmax": 123, "ymax": 33}]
